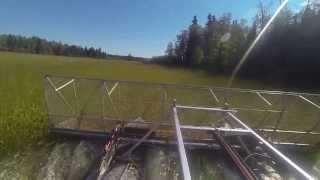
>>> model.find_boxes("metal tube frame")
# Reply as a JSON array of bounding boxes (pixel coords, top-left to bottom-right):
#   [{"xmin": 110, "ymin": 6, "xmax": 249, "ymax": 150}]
[
  {"xmin": 45, "ymin": 75, "xmax": 320, "ymax": 148},
  {"xmin": 256, "ymin": 92, "xmax": 272, "ymax": 106},
  {"xmin": 46, "ymin": 74, "xmax": 320, "ymax": 97},
  {"xmin": 226, "ymin": 112, "xmax": 314, "ymax": 180},
  {"xmin": 172, "ymin": 104, "xmax": 192, "ymax": 180},
  {"xmin": 174, "ymin": 104, "xmax": 314, "ymax": 179},
  {"xmin": 46, "ymin": 77, "xmax": 74, "ymax": 114}
]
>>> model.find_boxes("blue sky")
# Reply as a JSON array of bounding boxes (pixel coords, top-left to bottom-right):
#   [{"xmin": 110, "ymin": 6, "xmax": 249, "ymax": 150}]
[{"xmin": 0, "ymin": 0, "xmax": 309, "ymax": 57}]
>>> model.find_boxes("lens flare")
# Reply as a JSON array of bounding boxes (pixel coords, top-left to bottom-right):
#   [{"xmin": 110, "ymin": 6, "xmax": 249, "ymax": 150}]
[{"xmin": 228, "ymin": 0, "xmax": 289, "ymax": 87}]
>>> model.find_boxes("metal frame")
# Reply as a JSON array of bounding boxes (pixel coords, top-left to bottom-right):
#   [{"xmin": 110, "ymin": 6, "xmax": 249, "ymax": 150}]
[
  {"xmin": 46, "ymin": 77, "xmax": 75, "ymax": 114},
  {"xmin": 174, "ymin": 104, "xmax": 314, "ymax": 180},
  {"xmin": 44, "ymin": 75, "xmax": 320, "ymax": 151},
  {"xmin": 172, "ymin": 103, "xmax": 191, "ymax": 180},
  {"xmin": 213, "ymin": 130, "xmax": 257, "ymax": 180},
  {"xmin": 256, "ymin": 92, "xmax": 272, "ymax": 106},
  {"xmin": 226, "ymin": 112, "xmax": 313, "ymax": 180},
  {"xmin": 46, "ymin": 74, "xmax": 320, "ymax": 96},
  {"xmin": 45, "ymin": 75, "xmax": 320, "ymax": 145}
]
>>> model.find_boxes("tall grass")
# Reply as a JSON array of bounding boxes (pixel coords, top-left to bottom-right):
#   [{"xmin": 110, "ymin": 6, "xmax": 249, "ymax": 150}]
[{"xmin": 0, "ymin": 51, "xmax": 278, "ymax": 156}]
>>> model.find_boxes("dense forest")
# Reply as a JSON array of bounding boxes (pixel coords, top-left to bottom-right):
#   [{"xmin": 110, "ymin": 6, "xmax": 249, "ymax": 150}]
[
  {"xmin": 157, "ymin": 2, "xmax": 320, "ymax": 86},
  {"xmin": 0, "ymin": 34, "xmax": 108, "ymax": 58},
  {"xmin": 0, "ymin": 34, "xmax": 150, "ymax": 61}
]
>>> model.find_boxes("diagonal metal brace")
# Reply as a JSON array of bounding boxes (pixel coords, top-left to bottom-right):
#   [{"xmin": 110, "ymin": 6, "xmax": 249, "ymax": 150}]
[{"xmin": 119, "ymin": 123, "xmax": 159, "ymax": 160}]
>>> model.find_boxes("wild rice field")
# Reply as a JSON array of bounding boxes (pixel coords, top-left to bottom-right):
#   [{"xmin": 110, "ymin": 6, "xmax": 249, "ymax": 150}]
[
  {"xmin": 0, "ymin": 51, "xmax": 319, "ymax": 157},
  {"xmin": 0, "ymin": 51, "xmax": 268, "ymax": 155}
]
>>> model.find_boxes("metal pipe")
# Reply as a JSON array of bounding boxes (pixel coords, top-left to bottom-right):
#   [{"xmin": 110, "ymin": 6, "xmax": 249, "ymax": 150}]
[
  {"xmin": 108, "ymin": 82, "xmax": 119, "ymax": 96},
  {"xmin": 256, "ymin": 92, "xmax": 272, "ymax": 106},
  {"xmin": 176, "ymin": 105, "xmax": 237, "ymax": 113},
  {"xmin": 172, "ymin": 106, "xmax": 192, "ymax": 180},
  {"xmin": 209, "ymin": 88, "xmax": 220, "ymax": 103},
  {"xmin": 103, "ymin": 82, "xmax": 121, "ymax": 119},
  {"xmin": 298, "ymin": 95, "xmax": 320, "ymax": 109},
  {"xmin": 181, "ymin": 125, "xmax": 249, "ymax": 132},
  {"xmin": 55, "ymin": 79, "xmax": 74, "ymax": 91},
  {"xmin": 258, "ymin": 128, "xmax": 320, "ymax": 135},
  {"xmin": 120, "ymin": 124, "xmax": 159, "ymax": 159},
  {"xmin": 213, "ymin": 131, "xmax": 257, "ymax": 180},
  {"xmin": 48, "ymin": 113, "xmax": 320, "ymax": 136},
  {"xmin": 182, "ymin": 125, "xmax": 320, "ymax": 135},
  {"xmin": 49, "ymin": 128, "xmax": 312, "ymax": 148},
  {"xmin": 177, "ymin": 105, "xmax": 283, "ymax": 113},
  {"xmin": 227, "ymin": 112, "xmax": 314, "ymax": 180}
]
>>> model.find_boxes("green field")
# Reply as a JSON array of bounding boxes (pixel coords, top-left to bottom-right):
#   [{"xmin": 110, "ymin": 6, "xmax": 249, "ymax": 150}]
[{"xmin": 0, "ymin": 51, "xmax": 318, "ymax": 156}]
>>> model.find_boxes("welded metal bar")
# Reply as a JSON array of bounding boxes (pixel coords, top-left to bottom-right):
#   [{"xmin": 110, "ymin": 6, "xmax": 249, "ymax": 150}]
[
  {"xmin": 209, "ymin": 88, "xmax": 220, "ymax": 103},
  {"xmin": 227, "ymin": 112, "xmax": 314, "ymax": 180},
  {"xmin": 72, "ymin": 80, "xmax": 77, "ymax": 98},
  {"xmin": 285, "ymin": 95, "xmax": 320, "ymax": 143},
  {"xmin": 258, "ymin": 128, "xmax": 320, "ymax": 135},
  {"xmin": 256, "ymin": 92, "xmax": 272, "ymax": 106},
  {"xmin": 48, "ymin": 112, "xmax": 320, "ymax": 137},
  {"xmin": 232, "ymin": 107, "xmax": 283, "ymax": 113},
  {"xmin": 120, "ymin": 123, "xmax": 159, "ymax": 159},
  {"xmin": 106, "ymin": 97, "xmax": 283, "ymax": 113},
  {"xmin": 172, "ymin": 106, "xmax": 191, "ymax": 180},
  {"xmin": 108, "ymin": 82, "xmax": 119, "ymax": 96},
  {"xmin": 179, "ymin": 102, "xmax": 252, "ymax": 156},
  {"xmin": 181, "ymin": 125, "xmax": 320, "ymax": 144},
  {"xmin": 272, "ymin": 142, "xmax": 310, "ymax": 146},
  {"xmin": 50, "ymin": 127, "xmax": 313, "ymax": 148},
  {"xmin": 182, "ymin": 125, "xmax": 320, "ymax": 135},
  {"xmin": 298, "ymin": 95, "xmax": 320, "ymax": 109},
  {"xmin": 55, "ymin": 79, "xmax": 74, "ymax": 91},
  {"xmin": 92, "ymin": 98, "xmax": 285, "ymax": 113},
  {"xmin": 72, "ymin": 80, "xmax": 79, "ymax": 117},
  {"xmin": 161, "ymin": 86, "xmax": 167, "ymax": 122},
  {"xmin": 287, "ymin": 119, "xmax": 320, "ymax": 144},
  {"xmin": 103, "ymin": 82, "xmax": 121, "ymax": 118},
  {"xmin": 272, "ymin": 95, "xmax": 288, "ymax": 140},
  {"xmin": 176, "ymin": 105, "xmax": 237, "ymax": 113},
  {"xmin": 47, "ymin": 75, "xmax": 320, "ymax": 97},
  {"xmin": 101, "ymin": 82, "xmax": 106, "ymax": 124},
  {"xmin": 177, "ymin": 104, "xmax": 282, "ymax": 113},
  {"xmin": 46, "ymin": 77, "xmax": 74, "ymax": 113},
  {"xmin": 213, "ymin": 131, "xmax": 257, "ymax": 180},
  {"xmin": 181, "ymin": 125, "xmax": 248, "ymax": 132}
]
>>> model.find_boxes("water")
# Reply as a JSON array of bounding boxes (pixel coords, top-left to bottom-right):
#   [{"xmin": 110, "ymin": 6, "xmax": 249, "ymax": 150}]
[{"xmin": 0, "ymin": 140, "xmax": 319, "ymax": 179}]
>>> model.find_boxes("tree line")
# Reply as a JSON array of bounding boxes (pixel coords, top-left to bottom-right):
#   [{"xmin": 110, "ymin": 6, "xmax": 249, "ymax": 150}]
[
  {"xmin": 0, "ymin": 34, "xmax": 108, "ymax": 58},
  {"xmin": 157, "ymin": 2, "xmax": 320, "ymax": 87}
]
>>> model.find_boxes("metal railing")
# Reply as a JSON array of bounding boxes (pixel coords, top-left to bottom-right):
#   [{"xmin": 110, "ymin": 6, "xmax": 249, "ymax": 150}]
[{"xmin": 44, "ymin": 75, "xmax": 320, "ymax": 146}]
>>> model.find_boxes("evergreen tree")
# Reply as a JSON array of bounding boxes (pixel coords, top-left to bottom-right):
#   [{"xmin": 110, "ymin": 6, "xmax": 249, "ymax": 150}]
[{"xmin": 185, "ymin": 16, "xmax": 203, "ymax": 66}]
